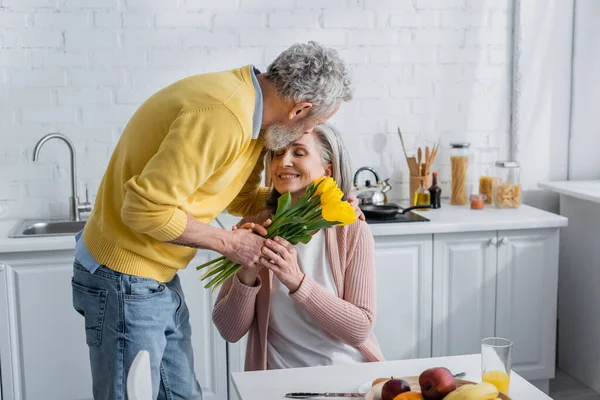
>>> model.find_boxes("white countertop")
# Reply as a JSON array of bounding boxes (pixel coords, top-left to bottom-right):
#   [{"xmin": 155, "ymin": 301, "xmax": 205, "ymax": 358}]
[
  {"xmin": 232, "ymin": 354, "xmax": 550, "ymax": 400},
  {"xmin": 0, "ymin": 203, "xmax": 567, "ymax": 253},
  {"xmin": 368, "ymin": 202, "xmax": 567, "ymax": 237},
  {"xmin": 539, "ymin": 180, "xmax": 600, "ymax": 204}
]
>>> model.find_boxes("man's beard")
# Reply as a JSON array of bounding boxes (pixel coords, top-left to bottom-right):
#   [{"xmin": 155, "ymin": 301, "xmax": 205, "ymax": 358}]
[{"xmin": 262, "ymin": 122, "xmax": 307, "ymax": 150}]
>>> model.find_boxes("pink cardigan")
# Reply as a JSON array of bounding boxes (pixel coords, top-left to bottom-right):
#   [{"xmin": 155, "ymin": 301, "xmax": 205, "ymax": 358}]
[{"xmin": 212, "ymin": 220, "xmax": 385, "ymax": 371}]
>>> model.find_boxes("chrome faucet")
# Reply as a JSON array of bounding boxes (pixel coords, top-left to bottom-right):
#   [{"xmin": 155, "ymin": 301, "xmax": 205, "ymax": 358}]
[{"xmin": 32, "ymin": 133, "xmax": 92, "ymax": 221}]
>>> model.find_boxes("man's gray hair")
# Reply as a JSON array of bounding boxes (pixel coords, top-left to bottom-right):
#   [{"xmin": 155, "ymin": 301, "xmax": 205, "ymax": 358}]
[{"xmin": 266, "ymin": 41, "xmax": 353, "ymax": 116}]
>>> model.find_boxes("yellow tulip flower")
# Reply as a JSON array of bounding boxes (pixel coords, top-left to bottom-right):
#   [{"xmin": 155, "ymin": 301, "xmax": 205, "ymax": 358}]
[
  {"xmin": 320, "ymin": 186, "xmax": 344, "ymax": 206},
  {"xmin": 313, "ymin": 177, "xmax": 337, "ymax": 197},
  {"xmin": 322, "ymin": 200, "xmax": 357, "ymax": 225}
]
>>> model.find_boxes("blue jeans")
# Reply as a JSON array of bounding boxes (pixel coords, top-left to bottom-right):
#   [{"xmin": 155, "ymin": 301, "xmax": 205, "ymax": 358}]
[{"xmin": 71, "ymin": 261, "xmax": 202, "ymax": 400}]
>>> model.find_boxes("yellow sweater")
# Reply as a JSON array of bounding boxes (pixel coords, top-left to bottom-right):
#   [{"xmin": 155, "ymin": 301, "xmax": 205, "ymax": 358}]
[{"xmin": 83, "ymin": 65, "xmax": 268, "ymax": 282}]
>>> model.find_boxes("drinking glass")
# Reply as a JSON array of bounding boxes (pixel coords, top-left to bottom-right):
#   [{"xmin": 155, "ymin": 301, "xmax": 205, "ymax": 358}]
[{"xmin": 481, "ymin": 337, "xmax": 512, "ymax": 394}]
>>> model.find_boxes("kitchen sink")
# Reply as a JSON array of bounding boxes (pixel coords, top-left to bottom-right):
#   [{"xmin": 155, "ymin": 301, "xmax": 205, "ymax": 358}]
[{"xmin": 9, "ymin": 219, "xmax": 86, "ymax": 238}]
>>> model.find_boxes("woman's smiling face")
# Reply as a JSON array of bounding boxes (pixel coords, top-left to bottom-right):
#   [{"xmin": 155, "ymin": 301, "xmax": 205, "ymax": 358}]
[{"xmin": 270, "ymin": 131, "xmax": 332, "ymax": 201}]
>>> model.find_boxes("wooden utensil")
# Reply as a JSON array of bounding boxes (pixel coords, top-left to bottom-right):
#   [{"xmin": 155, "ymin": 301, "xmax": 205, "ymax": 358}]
[
  {"xmin": 430, "ymin": 143, "xmax": 439, "ymax": 166},
  {"xmin": 398, "ymin": 127, "xmax": 420, "ymax": 176},
  {"xmin": 407, "ymin": 157, "xmax": 419, "ymax": 176},
  {"xmin": 421, "ymin": 143, "xmax": 438, "ymax": 177},
  {"xmin": 398, "ymin": 127, "xmax": 419, "ymax": 175},
  {"xmin": 417, "ymin": 147, "xmax": 422, "ymax": 174},
  {"xmin": 397, "ymin": 127, "xmax": 410, "ymax": 162}
]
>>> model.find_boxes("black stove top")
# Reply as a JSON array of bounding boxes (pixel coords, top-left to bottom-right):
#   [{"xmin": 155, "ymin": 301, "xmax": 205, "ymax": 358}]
[{"xmin": 365, "ymin": 211, "xmax": 430, "ymax": 224}]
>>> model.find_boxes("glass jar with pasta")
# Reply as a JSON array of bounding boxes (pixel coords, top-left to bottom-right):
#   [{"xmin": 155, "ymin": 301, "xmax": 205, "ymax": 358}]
[
  {"xmin": 493, "ymin": 161, "xmax": 521, "ymax": 209},
  {"xmin": 449, "ymin": 143, "xmax": 471, "ymax": 206}
]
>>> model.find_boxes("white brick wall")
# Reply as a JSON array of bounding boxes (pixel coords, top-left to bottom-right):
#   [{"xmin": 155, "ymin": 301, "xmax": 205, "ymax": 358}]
[{"xmin": 0, "ymin": 0, "xmax": 513, "ymax": 219}]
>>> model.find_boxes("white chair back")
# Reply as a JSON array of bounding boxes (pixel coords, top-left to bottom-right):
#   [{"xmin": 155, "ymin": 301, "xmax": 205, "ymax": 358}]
[{"xmin": 127, "ymin": 350, "xmax": 153, "ymax": 400}]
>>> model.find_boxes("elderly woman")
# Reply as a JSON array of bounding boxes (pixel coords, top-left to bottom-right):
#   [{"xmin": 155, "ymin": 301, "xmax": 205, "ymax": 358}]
[{"xmin": 212, "ymin": 124, "xmax": 384, "ymax": 371}]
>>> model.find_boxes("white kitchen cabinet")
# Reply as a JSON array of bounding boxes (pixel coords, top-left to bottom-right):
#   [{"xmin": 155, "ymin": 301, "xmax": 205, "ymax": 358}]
[
  {"xmin": 496, "ymin": 229, "xmax": 559, "ymax": 382},
  {"xmin": 0, "ymin": 249, "xmax": 228, "ymax": 400},
  {"xmin": 431, "ymin": 228, "xmax": 560, "ymax": 387},
  {"xmin": 0, "ymin": 250, "xmax": 92, "ymax": 400},
  {"xmin": 432, "ymin": 232, "xmax": 498, "ymax": 358},
  {"xmin": 373, "ymin": 234, "xmax": 433, "ymax": 360}
]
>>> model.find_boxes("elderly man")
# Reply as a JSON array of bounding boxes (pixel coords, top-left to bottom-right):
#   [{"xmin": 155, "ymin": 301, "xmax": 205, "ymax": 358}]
[{"xmin": 71, "ymin": 41, "xmax": 353, "ymax": 400}]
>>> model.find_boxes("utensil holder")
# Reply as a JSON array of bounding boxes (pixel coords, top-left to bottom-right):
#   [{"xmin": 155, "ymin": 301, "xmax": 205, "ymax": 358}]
[{"xmin": 409, "ymin": 174, "xmax": 431, "ymax": 205}]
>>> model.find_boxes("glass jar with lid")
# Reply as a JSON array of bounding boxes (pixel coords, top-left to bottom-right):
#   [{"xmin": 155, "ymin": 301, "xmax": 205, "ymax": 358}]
[
  {"xmin": 492, "ymin": 161, "xmax": 521, "ymax": 208},
  {"xmin": 449, "ymin": 143, "xmax": 471, "ymax": 205},
  {"xmin": 477, "ymin": 139, "xmax": 499, "ymax": 205}
]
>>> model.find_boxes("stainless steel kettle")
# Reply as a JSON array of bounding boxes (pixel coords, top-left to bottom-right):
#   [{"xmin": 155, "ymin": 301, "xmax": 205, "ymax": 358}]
[{"xmin": 353, "ymin": 167, "xmax": 392, "ymax": 206}]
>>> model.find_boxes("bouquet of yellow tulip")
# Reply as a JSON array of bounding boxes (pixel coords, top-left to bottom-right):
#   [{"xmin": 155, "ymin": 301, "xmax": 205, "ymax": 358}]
[{"xmin": 196, "ymin": 177, "xmax": 357, "ymax": 292}]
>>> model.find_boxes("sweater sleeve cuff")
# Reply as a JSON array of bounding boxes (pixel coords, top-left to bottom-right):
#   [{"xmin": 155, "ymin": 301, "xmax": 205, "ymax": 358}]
[
  {"xmin": 289, "ymin": 274, "xmax": 314, "ymax": 303},
  {"xmin": 230, "ymin": 273, "xmax": 262, "ymax": 296},
  {"xmin": 147, "ymin": 208, "xmax": 188, "ymax": 242}
]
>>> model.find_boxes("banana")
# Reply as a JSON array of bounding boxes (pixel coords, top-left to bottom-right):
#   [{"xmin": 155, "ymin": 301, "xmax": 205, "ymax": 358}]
[
  {"xmin": 443, "ymin": 382, "xmax": 499, "ymax": 400},
  {"xmin": 443, "ymin": 384, "xmax": 475, "ymax": 400}
]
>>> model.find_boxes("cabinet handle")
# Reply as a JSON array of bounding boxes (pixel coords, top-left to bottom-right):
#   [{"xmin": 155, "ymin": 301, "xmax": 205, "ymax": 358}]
[
  {"xmin": 500, "ymin": 237, "xmax": 509, "ymax": 245},
  {"xmin": 488, "ymin": 237, "xmax": 498, "ymax": 246},
  {"xmin": 0, "ymin": 263, "xmax": 5, "ymax": 271}
]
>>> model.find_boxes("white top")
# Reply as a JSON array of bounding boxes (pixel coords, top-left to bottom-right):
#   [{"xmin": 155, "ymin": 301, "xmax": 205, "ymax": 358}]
[
  {"xmin": 232, "ymin": 354, "xmax": 551, "ymax": 400},
  {"xmin": 539, "ymin": 180, "xmax": 600, "ymax": 204},
  {"xmin": 267, "ymin": 230, "xmax": 365, "ymax": 369}
]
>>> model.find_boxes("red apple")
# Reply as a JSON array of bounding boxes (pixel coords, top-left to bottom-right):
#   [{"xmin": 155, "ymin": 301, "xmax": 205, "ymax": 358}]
[
  {"xmin": 381, "ymin": 378, "xmax": 411, "ymax": 400},
  {"xmin": 418, "ymin": 367, "xmax": 456, "ymax": 400}
]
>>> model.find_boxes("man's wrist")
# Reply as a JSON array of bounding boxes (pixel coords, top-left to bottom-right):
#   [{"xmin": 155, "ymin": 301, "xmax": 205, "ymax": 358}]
[
  {"xmin": 169, "ymin": 214, "xmax": 232, "ymax": 254},
  {"xmin": 211, "ymin": 228, "xmax": 231, "ymax": 255}
]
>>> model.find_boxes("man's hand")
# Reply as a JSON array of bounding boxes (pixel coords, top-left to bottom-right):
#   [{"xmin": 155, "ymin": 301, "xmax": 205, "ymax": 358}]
[
  {"xmin": 231, "ymin": 219, "xmax": 271, "ymax": 286},
  {"xmin": 222, "ymin": 228, "xmax": 266, "ymax": 269},
  {"xmin": 347, "ymin": 192, "xmax": 365, "ymax": 221},
  {"xmin": 168, "ymin": 213, "xmax": 271, "ymax": 278}
]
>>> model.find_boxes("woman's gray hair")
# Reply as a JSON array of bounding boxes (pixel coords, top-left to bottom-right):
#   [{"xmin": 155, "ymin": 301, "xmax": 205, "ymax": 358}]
[
  {"xmin": 265, "ymin": 123, "xmax": 353, "ymax": 209},
  {"xmin": 266, "ymin": 41, "xmax": 353, "ymax": 116}
]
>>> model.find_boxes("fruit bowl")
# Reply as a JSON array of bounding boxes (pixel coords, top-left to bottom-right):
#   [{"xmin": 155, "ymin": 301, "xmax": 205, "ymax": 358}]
[{"xmin": 364, "ymin": 376, "xmax": 511, "ymax": 400}]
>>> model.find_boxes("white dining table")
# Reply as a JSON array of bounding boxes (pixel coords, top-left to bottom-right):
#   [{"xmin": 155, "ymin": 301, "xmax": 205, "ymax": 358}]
[{"xmin": 231, "ymin": 354, "xmax": 552, "ymax": 400}]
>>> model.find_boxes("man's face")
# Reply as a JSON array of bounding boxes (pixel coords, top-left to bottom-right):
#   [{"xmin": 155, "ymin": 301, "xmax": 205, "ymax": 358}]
[{"xmin": 262, "ymin": 103, "xmax": 341, "ymax": 150}]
